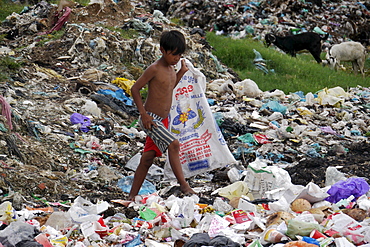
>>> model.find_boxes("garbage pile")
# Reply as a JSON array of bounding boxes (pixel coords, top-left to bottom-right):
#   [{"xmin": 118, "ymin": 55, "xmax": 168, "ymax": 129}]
[
  {"xmin": 0, "ymin": 0, "xmax": 370, "ymax": 246},
  {"xmin": 141, "ymin": 0, "xmax": 370, "ymax": 45}
]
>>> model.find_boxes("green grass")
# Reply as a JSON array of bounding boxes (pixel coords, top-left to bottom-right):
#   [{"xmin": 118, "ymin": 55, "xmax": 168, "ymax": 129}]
[
  {"xmin": 36, "ymin": 30, "xmax": 65, "ymax": 46},
  {"xmin": 0, "ymin": 0, "xmax": 89, "ymax": 22},
  {"xmin": 206, "ymin": 32, "xmax": 370, "ymax": 94},
  {"xmin": 0, "ymin": 56, "xmax": 22, "ymax": 81},
  {"xmin": 0, "ymin": 0, "xmax": 26, "ymax": 21},
  {"xmin": 101, "ymin": 26, "xmax": 139, "ymax": 39}
]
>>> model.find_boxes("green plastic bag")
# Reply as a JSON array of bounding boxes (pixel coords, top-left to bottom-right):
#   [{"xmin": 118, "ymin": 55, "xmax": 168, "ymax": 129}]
[
  {"xmin": 139, "ymin": 207, "xmax": 157, "ymax": 221},
  {"xmin": 286, "ymin": 219, "xmax": 323, "ymax": 240}
]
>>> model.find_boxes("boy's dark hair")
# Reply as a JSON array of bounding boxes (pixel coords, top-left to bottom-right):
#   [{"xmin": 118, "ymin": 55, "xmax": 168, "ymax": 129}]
[{"xmin": 160, "ymin": 30, "xmax": 186, "ymax": 55}]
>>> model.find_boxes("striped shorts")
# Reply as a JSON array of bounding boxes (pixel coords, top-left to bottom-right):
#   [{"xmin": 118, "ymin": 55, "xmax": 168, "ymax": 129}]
[{"xmin": 140, "ymin": 112, "xmax": 176, "ymax": 156}]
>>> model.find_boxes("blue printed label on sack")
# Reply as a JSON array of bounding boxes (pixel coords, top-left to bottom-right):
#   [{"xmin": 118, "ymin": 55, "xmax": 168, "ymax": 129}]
[{"xmin": 188, "ymin": 159, "xmax": 209, "ymax": 171}]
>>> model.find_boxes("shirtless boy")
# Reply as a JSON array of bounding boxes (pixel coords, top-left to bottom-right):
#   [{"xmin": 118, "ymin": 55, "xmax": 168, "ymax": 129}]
[{"xmin": 128, "ymin": 30, "xmax": 196, "ymax": 200}]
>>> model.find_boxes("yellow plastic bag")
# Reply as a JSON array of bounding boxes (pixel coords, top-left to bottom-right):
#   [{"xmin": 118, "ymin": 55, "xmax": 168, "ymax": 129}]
[
  {"xmin": 112, "ymin": 77, "xmax": 136, "ymax": 96},
  {"xmin": 0, "ymin": 201, "xmax": 16, "ymax": 223},
  {"xmin": 317, "ymin": 86, "xmax": 349, "ymax": 107},
  {"xmin": 217, "ymin": 181, "xmax": 253, "ymax": 201}
]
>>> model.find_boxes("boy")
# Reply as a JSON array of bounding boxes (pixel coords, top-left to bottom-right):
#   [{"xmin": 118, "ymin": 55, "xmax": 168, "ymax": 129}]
[{"xmin": 128, "ymin": 30, "xmax": 195, "ymax": 201}]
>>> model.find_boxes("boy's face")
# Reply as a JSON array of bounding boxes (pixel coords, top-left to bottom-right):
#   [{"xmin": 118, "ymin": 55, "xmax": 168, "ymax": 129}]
[{"xmin": 161, "ymin": 48, "xmax": 183, "ymax": 66}]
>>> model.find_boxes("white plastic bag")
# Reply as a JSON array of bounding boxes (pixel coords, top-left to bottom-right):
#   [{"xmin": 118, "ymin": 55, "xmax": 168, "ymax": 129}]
[{"xmin": 243, "ymin": 158, "xmax": 293, "ymax": 199}]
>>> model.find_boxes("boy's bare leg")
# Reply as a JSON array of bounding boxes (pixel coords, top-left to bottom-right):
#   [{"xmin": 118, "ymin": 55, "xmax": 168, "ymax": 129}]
[
  {"xmin": 128, "ymin": 150, "xmax": 156, "ymax": 201},
  {"xmin": 168, "ymin": 140, "xmax": 196, "ymax": 195}
]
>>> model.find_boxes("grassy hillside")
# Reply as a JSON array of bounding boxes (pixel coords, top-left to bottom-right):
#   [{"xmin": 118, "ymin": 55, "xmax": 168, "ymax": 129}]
[{"xmin": 206, "ymin": 32, "xmax": 370, "ymax": 94}]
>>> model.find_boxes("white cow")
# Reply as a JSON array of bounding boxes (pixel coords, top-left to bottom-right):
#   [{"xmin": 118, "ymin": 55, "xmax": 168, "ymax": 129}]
[{"xmin": 324, "ymin": 41, "xmax": 367, "ymax": 76}]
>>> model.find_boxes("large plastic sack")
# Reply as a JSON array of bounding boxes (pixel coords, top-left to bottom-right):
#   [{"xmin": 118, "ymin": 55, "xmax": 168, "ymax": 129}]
[
  {"xmin": 325, "ymin": 177, "xmax": 370, "ymax": 203},
  {"xmin": 164, "ymin": 59, "xmax": 236, "ymax": 179},
  {"xmin": 294, "ymin": 182, "xmax": 330, "ymax": 204}
]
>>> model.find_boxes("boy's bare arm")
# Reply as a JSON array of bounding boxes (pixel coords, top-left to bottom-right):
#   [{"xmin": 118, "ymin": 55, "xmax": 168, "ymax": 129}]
[
  {"xmin": 131, "ymin": 65, "xmax": 157, "ymax": 130},
  {"xmin": 175, "ymin": 59, "xmax": 189, "ymax": 86}
]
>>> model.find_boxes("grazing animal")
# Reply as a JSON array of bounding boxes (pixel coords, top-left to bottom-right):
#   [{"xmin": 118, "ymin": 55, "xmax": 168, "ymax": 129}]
[
  {"xmin": 265, "ymin": 32, "xmax": 329, "ymax": 63},
  {"xmin": 323, "ymin": 41, "xmax": 366, "ymax": 76}
]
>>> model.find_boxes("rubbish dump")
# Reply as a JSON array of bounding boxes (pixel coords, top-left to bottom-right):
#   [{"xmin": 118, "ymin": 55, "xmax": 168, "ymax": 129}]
[{"xmin": 0, "ymin": 0, "xmax": 369, "ymax": 246}]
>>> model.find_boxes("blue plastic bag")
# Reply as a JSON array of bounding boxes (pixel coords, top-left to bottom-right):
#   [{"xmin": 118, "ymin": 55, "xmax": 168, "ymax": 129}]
[
  {"xmin": 117, "ymin": 176, "xmax": 156, "ymax": 195},
  {"xmin": 97, "ymin": 88, "xmax": 133, "ymax": 106},
  {"xmin": 260, "ymin": 101, "xmax": 287, "ymax": 115},
  {"xmin": 302, "ymin": 236, "xmax": 320, "ymax": 246}
]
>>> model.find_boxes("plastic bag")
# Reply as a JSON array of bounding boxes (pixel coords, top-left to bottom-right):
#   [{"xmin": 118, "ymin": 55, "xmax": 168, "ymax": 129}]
[
  {"xmin": 325, "ymin": 177, "xmax": 370, "ymax": 203},
  {"xmin": 117, "ymin": 176, "xmax": 156, "ymax": 195},
  {"xmin": 233, "ymin": 79, "xmax": 263, "ymax": 98},
  {"xmin": 243, "ymin": 158, "xmax": 293, "ymax": 199},
  {"xmin": 325, "ymin": 166, "xmax": 347, "ymax": 187},
  {"xmin": 260, "ymin": 100, "xmax": 287, "ymax": 114},
  {"xmin": 237, "ymin": 133, "xmax": 258, "ymax": 144},
  {"xmin": 286, "ymin": 219, "xmax": 322, "ymax": 240},
  {"xmin": 0, "ymin": 221, "xmax": 41, "ymax": 247},
  {"xmin": 97, "ymin": 88, "xmax": 133, "ymax": 106},
  {"xmin": 111, "ymin": 77, "xmax": 135, "ymax": 96},
  {"xmin": 0, "ymin": 201, "xmax": 16, "ymax": 223},
  {"xmin": 70, "ymin": 112, "xmax": 91, "ymax": 132},
  {"xmin": 317, "ymin": 87, "xmax": 348, "ymax": 107},
  {"xmin": 301, "ymin": 236, "xmax": 320, "ymax": 246},
  {"xmin": 68, "ymin": 196, "xmax": 109, "ymax": 223},
  {"xmin": 217, "ymin": 181, "xmax": 251, "ymax": 201}
]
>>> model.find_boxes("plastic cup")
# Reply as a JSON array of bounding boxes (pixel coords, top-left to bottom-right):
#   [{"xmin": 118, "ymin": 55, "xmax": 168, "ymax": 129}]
[
  {"xmin": 310, "ymin": 229, "xmax": 327, "ymax": 239},
  {"xmin": 264, "ymin": 229, "xmax": 286, "ymax": 243}
]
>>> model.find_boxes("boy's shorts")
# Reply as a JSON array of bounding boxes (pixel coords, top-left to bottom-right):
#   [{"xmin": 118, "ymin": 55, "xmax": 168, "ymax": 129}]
[{"xmin": 140, "ymin": 112, "xmax": 176, "ymax": 157}]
